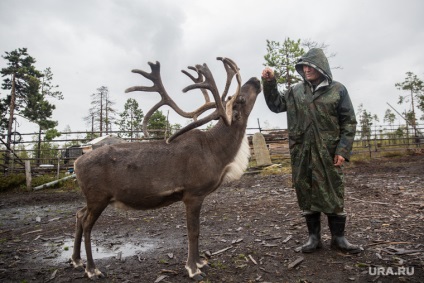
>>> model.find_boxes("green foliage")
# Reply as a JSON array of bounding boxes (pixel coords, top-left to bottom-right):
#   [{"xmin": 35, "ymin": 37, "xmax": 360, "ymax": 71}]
[
  {"xmin": 394, "ymin": 126, "xmax": 405, "ymax": 137},
  {"xmin": 21, "ymin": 67, "xmax": 61, "ymax": 131},
  {"xmin": 395, "ymin": 71, "xmax": 424, "ymax": 124},
  {"xmin": 15, "ymin": 144, "xmax": 29, "ymax": 160},
  {"xmin": 0, "ymin": 173, "xmax": 77, "ymax": 192},
  {"xmin": 147, "ymin": 110, "xmax": 169, "ymax": 139},
  {"xmin": 40, "ymin": 67, "xmax": 63, "ymax": 100},
  {"xmin": 116, "ymin": 98, "xmax": 144, "ymax": 139},
  {"xmin": 1, "ymin": 48, "xmax": 42, "ymax": 133},
  {"xmin": 170, "ymin": 123, "xmax": 182, "ymax": 135},
  {"xmin": 263, "ymin": 38, "xmax": 305, "ymax": 91},
  {"xmin": 44, "ymin": 128, "xmax": 61, "ymax": 142},
  {"xmin": 384, "ymin": 109, "xmax": 396, "ymax": 126},
  {"xmin": 22, "ymin": 89, "xmax": 57, "ymax": 130},
  {"xmin": 1, "ymin": 48, "xmax": 42, "ymax": 93},
  {"xmin": 205, "ymin": 121, "xmax": 215, "ymax": 130},
  {"xmin": 0, "ymin": 98, "xmax": 7, "ymax": 132},
  {"xmin": 31, "ymin": 137, "xmax": 59, "ymax": 161},
  {"xmin": 0, "ymin": 174, "xmax": 26, "ymax": 191},
  {"xmin": 357, "ymin": 104, "xmax": 374, "ymax": 143},
  {"xmin": 0, "ymin": 48, "xmax": 61, "ymax": 154},
  {"xmin": 381, "ymin": 151, "xmax": 405, "ymax": 158},
  {"xmin": 31, "ymin": 174, "xmax": 78, "ymax": 190},
  {"xmin": 30, "ymin": 174, "xmax": 56, "ymax": 187},
  {"xmin": 210, "ymin": 260, "xmax": 227, "ymax": 269}
]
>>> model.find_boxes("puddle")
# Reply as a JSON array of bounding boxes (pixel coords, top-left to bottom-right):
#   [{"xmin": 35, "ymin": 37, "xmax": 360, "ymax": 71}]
[{"xmin": 47, "ymin": 238, "xmax": 158, "ymax": 263}]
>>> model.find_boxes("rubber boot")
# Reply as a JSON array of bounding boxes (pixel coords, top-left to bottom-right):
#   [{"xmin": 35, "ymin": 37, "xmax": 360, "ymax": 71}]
[
  {"xmin": 301, "ymin": 212, "xmax": 323, "ymax": 253},
  {"xmin": 327, "ymin": 214, "xmax": 361, "ymax": 254}
]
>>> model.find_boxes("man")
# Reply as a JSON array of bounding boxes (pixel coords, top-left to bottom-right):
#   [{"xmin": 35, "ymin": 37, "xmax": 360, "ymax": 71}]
[{"xmin": 261, "ymin": 48, "xmax": 360, "ymax": 254}]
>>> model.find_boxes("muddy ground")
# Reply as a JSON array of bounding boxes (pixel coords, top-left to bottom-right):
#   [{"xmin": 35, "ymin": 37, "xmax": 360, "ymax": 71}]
[{"xmin": 0, "ymin": 155, "xmax": 423, "ymax": 283}]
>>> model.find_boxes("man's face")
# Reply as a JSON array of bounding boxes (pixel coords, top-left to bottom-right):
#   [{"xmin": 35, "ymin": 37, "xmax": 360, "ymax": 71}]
[{"xmin": 303, "ymin": 65, "xmax": 322, "ymax": 83}]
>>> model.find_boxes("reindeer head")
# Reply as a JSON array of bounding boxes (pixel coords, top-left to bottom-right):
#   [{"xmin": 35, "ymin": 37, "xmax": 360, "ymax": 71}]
[{"xmin": 229, "ymin": 77, "xmax": 261, "ymax": 124}]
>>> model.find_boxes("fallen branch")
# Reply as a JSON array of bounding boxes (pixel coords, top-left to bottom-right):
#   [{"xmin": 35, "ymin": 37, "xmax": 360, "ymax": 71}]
[
  {"xmin": 33, "ymin": 174, "xmax": 76, "ymax": 191},
  {"xmin": 348, "ymin": 196, "xmax": 390, "ymax": 206},
  {"xmin": 22, "ymin": 229, "xmax": 43, "ymax": 236},
  {"xmin": 212, "ymin": 246, "xmax": 233, "ymax": 256},
  {"xmin": 366, "ymin": 241, "xmax": 412, "ymax": 247},
  {"xmin": 248, "ymin": 255, "xmax": 257, "ymax": 265},
  {"xmin": 288, "ymin": 256, "xmax": 304, "ymax": 269}
]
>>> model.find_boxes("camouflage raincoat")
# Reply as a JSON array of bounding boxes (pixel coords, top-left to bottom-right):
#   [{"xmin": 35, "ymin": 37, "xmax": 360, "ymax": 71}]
[{"xmin": 262, "ymin": 48, "xmax": 357, "ymax": 214}]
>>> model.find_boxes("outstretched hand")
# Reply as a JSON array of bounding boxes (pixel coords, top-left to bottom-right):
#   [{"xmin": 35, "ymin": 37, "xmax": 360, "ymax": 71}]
[{"xmin": 262, "ymin": 67, "xmax": 275, "ymax": 81}]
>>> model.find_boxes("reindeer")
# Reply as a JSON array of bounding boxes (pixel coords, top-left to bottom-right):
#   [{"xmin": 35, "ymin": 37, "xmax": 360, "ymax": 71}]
[{"xmin": 70, "ymin": 57, "xmax": 262, "ymax": 280}]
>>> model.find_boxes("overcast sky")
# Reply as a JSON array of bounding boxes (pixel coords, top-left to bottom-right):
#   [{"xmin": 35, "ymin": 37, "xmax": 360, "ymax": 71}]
[{"xmin": 1, "ymin": 0, "xmax": 423, "ymax": 138}]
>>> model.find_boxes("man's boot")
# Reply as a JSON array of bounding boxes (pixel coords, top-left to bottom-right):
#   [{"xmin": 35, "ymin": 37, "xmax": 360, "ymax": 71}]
[
  {"xmin": 301, "ymin": 212, "xmax": 322, "ymax": 253},
  {"xmin": 327, "ymin": 214, "xmax": 361, "ymax": 254}
]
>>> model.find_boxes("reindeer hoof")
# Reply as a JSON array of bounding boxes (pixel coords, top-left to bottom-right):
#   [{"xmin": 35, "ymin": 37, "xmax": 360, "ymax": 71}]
[
  {"xmin": 191, "ymin": 272, "xmax": 206, "ymax": 281},
  {"xmin": 70, "ymin": 258, "xmax": 84, "ymax": 269},
  {"xmin": 186, "ymin": 265, "xmax": 206, "ymax": 281},
  {"xmin": 85, "ymin": 268, "xmax": 105, "ymax": 280},
  {"xmin": 200, "ymin": 263, "xmax": 210, "ymax": 270},
  {"xmin": 197, "ymin": 259, "xmax": 208, "ymax": 269}
]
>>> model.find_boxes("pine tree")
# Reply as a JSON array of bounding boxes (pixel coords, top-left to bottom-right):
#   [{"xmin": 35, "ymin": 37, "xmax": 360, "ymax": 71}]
[
  {"xmin": 263, "ymin": 38, "xmax": 304, "ymax": 91},
  {"xmin": 1, "ymin": 48, "xmax": 61, "ymax": 166},
  {"xmin": 1, "ymin": 48, "xmax": 42, "ymax": 165},
  {"xmin": 116, "ymin": 98, "xmax": 144, "ymax": 141},
  {"xmin": 395, "ymin": 72, "xmax": 424, "ymax": 137},
  {"xmin": 147, "ymin": 110, "xmax": 169, "ymax": 139}
]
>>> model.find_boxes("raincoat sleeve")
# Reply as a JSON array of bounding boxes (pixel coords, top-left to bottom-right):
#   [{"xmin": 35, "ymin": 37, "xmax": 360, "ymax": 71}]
[
  {"xmin": 262, "ymin": 78, "xmax": 287, "ymax": 113},
  {"xmin": 335, "ymin": 87, "xmax": 357, "ymax": 161}
]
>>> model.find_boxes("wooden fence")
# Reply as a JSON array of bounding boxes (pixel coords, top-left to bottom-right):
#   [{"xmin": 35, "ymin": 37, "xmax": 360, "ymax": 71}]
[{"xmin": 1, "ymin": 124, "xmax": 423, "ymax": 175}]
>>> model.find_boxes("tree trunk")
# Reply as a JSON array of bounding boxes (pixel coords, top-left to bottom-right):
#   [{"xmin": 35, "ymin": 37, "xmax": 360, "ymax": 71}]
[
  {"xmin": 410, "ymin": 89, "xmax": 418, "ymax": 139},
  {"xmin": 100, "ymin": 91, "xmax": 103, "ymax": 136},
  {"xmin": 5, "ymin": 73, "xmax": 16, "ymax": 167},
  {"xmin": 286, "ymin": 52, "xmax": 291, "ymax": 89},
  {"xmin": 37, "ymin": 126, "xmax": 42, "ymax": 166}
]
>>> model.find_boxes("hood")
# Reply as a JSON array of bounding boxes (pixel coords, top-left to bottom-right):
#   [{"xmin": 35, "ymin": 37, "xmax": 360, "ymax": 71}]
[{"xmin": 295, "ymin": 48, "xmax": 333, "ymax": 84}]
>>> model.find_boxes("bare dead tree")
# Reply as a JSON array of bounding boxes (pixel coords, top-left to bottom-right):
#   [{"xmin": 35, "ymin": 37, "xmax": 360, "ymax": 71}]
[
  {"xmin": 302, "ymin": 38, "xmax": 342, "ymax": 70},
  {"xmin": 70, "ymin": 57, "xmax": 262, "ymax": 280}
]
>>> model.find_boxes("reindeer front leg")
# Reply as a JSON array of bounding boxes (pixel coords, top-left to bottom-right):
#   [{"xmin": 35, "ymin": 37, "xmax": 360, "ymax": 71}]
[{"xmin": 184, "ymin": 197, "xmax": 208, "ymax": 280}]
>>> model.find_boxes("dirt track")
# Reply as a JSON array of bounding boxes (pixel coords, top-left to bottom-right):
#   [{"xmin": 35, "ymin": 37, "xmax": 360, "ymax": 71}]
[{"xmin": 0, "ymin": 155, "xmax": 423, "ymax": 282}]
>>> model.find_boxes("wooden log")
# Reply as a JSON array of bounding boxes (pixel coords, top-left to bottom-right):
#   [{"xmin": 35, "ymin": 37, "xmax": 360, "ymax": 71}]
[{"xmin": 33, "ymin": 174, "xmax": 76, "ymax": 191}]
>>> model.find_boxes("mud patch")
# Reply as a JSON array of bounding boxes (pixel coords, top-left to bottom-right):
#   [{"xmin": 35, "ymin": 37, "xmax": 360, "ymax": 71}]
[
  {"xmin": 42, "ymin": 237, "xmax": 158, "ymax": 263},
  {"xmin": 0, "ymin": 155, "xmax": 423, "ymax": 282}
]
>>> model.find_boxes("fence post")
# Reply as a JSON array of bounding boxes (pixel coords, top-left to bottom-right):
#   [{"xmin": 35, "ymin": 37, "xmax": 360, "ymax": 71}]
[
  {"xmin": 57, "ymin": 156, "xmax": 60, "ymax": 180},
  {"xmin": 25, "ymin": 160, "xmax": 31, "ymax": 190},
  {"xmin": 257, "ymin": 118, "xmax": 262, "ymax": 133}
]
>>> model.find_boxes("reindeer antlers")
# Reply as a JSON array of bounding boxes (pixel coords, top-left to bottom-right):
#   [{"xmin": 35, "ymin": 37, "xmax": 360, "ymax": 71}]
[{"xmin": 125, "ymin": 57, "xmax": 241, "ymax": 143}]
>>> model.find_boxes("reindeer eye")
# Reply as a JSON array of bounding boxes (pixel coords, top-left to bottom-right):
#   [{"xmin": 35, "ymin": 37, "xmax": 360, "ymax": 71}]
[
  {"xmin": 232, "ymin": 110, "xmax": 241, "ymax": 120},
  {"xmin": 237, "ymin": 96, "xmax": 246, "ymax": 104}
]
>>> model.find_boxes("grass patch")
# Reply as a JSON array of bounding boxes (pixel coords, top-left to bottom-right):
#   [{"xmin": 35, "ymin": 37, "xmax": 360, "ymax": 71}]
[
  {"xmin": 0, "ymin": 174, "xmax": 26, "ymax": 192},
  {"xmin": 261, "ymin": 164, "xmax": 291, "ymax": 176},
  {"xmin": 381, "ymin": 151, "xmax": 406, "ymax": 158},
  {"xmin": 0, "ymin": 172, "xmax": 79, "ymax": 193},
  {"xmin": 210, "ymin": 260, "xmax": 227, "ymax": 269}
]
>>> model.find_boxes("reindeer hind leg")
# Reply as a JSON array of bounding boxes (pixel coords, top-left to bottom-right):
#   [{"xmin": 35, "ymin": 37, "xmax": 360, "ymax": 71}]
[{"xmin": 71, "ymin": 206, "xmax": 87, "ymax": 269}]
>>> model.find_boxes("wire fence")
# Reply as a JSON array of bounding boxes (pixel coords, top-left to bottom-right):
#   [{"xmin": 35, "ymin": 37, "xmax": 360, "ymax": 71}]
[{"xmin": 1, "ymin": 123, "xmax": 423, "ymax": 175}]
